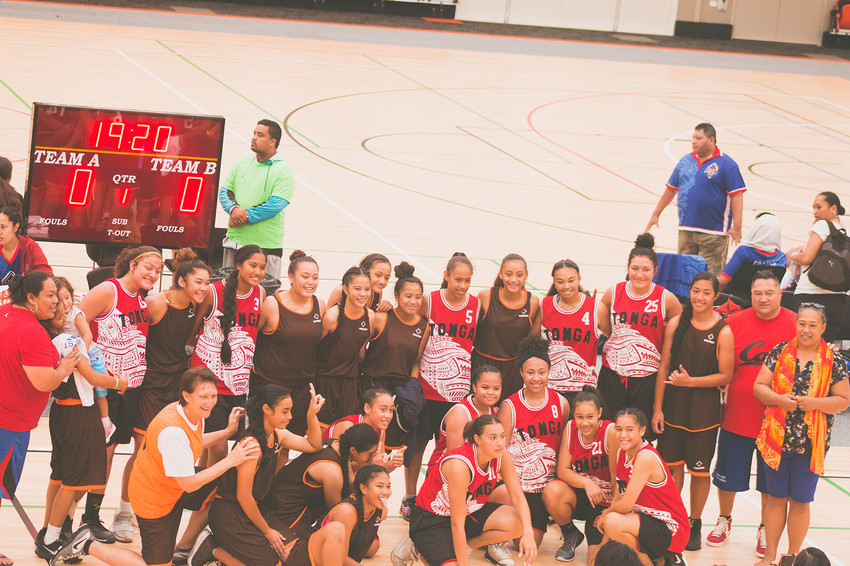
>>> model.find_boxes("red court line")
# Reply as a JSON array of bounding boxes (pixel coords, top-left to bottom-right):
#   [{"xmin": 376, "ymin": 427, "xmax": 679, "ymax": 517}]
[
  {"xmin": 0, "ymin": 105, "xmax": 30, "ymax": 116},
  {"xmin": 526, "ymin": 93, "xmax": 661, "ymax": 198},
  {"xmin": 6, "ymin": 0, "xmax": 850, "ymax": 64},
  {"xmin": 422, "ymin": 17, "xmax": 462, "ymax": 24}
]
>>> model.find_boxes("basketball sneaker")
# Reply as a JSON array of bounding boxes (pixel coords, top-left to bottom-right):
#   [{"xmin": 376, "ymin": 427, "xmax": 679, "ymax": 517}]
[
  {"xmin": 390, "ymin": 533, "xmax": 419, "ymax": 566},
  {"xmin": 706, "ymin": 516, "xmax": 731, "ymax": 546},
  {"xmin": 756, "ymin": 525, "xmax": 767, "ymax": 558},
  {"xmin": 50, "ymin": 526, "xmax": 94, "ymax": 566},
  {"xmin": 685, "ymin": 518, "xmax": 702, "ymax": 551},
  {"xmin": 555, "ymin": 523, "xmax": 585, "ymax": 561},
  {"xmin": 399, "ymin": 495, "xmax": 416, "ymax": 522},
  {"xmin": 484, "ymin": 542, "xmax": 514, "ymax": 566},
  {"xmin": 111, "ymin": 511, "xmax": 136, "ymax": 543}
]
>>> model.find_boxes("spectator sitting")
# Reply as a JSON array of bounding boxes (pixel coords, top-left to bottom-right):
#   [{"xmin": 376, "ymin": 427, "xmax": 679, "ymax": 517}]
[
  {"xmin": 794, "ymin": 547, "xmax": 831, "ymax": 565},
  {"xmin": 0, "ymin": 157, "xmax": 24, "ymax": 215},
  {"xmin": 719, "ymin": 212, "xmax": 786, "ymax": 292},
  {"xmin": 0, "ymin": 207, "xmax": 53, "ymax": 284},
  {"xmin": 594, "ymin": 540, "xmax": 642, "ymax": 566}
]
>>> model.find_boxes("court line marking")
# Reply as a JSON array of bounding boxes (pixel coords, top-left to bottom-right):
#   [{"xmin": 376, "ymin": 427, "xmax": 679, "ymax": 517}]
[
  {"xmin": 6, "ymin": 0, "xmax": 850, "ymax": 66},
  {"xmin": 115, "ymin": 46, "xmax": 440, "ymax": 280},
  {"xmin": 661, "ymin": 100, "xmax": 850, "ymax": 185},
  {"xmin": 5, "ymin": 36, "xmax": 850, "ymax": 113},
  {"xmin": 526, "ymin": 94, "xmax": 660, "ymax": 198},
  {"xmin": 362, "ymin": 54, "xmax": 577, "ymax": 167},
  {"xmin": 739, "ymin": 491, "xmax": 847, "ymax": 566},
  {"xmin": 0, "ymin": 76, "xmax": 31, "ymax": 111}
]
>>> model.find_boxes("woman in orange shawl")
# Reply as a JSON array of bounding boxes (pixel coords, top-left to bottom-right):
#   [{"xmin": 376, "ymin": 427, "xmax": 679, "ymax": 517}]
[{"xmin": 752, "ymin": 303, "xmax": 849, "ymax": 566}]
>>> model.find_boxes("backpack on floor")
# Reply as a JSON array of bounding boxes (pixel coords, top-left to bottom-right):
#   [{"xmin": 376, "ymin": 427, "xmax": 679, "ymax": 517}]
[{"xmin": 807, "ymin": 221, "xmax": 850, "ymax": 292}]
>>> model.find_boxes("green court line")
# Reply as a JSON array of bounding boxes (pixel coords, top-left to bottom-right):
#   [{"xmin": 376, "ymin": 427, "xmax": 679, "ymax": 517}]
[
  {"xmin": 154, "ymin": 40, "xmax": 320, "ymax": 148},
  {"xmin": 757, "ymin": 82, "xmax": 850, "ymax": 119},
  {"xmin": 823, "ymin": 476, "xmax": 850, "ymax": 498},
  {"xmin": 363, "ymin": 55, "xmax": 574, "ymax": 166},
  {"xmin": 0, "ymin": 77, "xmax": 31, "ymax": 111}
]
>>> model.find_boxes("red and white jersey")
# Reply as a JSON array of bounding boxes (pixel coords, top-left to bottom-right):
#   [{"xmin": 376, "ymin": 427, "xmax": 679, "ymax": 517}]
[
  {"xmin": 419, "ymin": 290, "xmax": 480, "ymax": 403},
  {"xmin": 504, "ymin": 388, "xmax": 564, "ymax": 493},
  {"xmin": 567, "ymin": 419, "xmax": 614, "ymax": 504},
  {"xmin": 541, "ymin": 294, "xmax": 599, "ymax": 392},
  {"xmin": 323, "ymin": 414, "xmax": 385, "ymax": 444},
  {"xmin": 190, "ymin": 280, "xmax": 262, "ymax": 395},
  {"xmin": 615, "ymin": 441, "xmax": 689, "ymax": 553},
  {"xmin": 602, "ymin": 282, "xmax": 668, "ymax": 378},
  {"xmin": 91, "ymin": 278, "xmax": 149, "ymax": 389},
  {"xmin": 415, "ymin": 441, "xmax": 499, "ymax": 517},
  {"xmin": 427, "ymin": 396, "xmax": 498, "ymax": 471}
]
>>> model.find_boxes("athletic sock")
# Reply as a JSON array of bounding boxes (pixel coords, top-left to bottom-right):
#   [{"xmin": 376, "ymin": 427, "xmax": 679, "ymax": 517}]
[
  {"xmin": 84, "ymin": 493, "xmax": 105, "ymax": 521},
  {"xmin": 44, "ymin": 524, "xmax": 62, "ymax": 545},
  {"xmin": 404, "ymin": 493, "xmax": 416, "ymax": 500},
  {"xmin": 559, "ymin": 521, "xmax": 577, "ymax": 537},
  {"xmin": 117, "ymin": 499, "xmax": 133, "ymax": 515}
]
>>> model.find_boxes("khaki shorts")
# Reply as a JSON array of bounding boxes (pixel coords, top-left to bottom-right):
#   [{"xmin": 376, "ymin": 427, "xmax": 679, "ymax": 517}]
[{"xmin": 678, "ymin": 230, "xmax": 729, "ymax": 276}]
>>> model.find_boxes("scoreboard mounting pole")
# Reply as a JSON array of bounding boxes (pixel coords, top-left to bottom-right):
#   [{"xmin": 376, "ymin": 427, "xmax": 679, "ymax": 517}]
[{"xmin": 23, "ymin": 103, "xmax": 225, "ymax": 250}]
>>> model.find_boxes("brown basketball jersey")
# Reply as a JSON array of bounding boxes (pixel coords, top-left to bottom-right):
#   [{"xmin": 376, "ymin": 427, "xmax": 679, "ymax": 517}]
[
  {"xmin": 316, "ymin": 308, "xmax": 370, "ymax": 380},
  {"xmin": 663, "ymin": 317, "xmax": 727, "ymax": 431},
  {"xmin": 264, "ymin": 443, "xmax": 341, "ymax": 535},
  {"xmin": 473, "ymin": 288, "xmax": 532, "ymax": 360},
  {"xmin": 216, "ymin": 432, "xmax": 279, "ymax": 503},
  {"xmin": 252, "ymin": 294, "xmax": 323, "ymax": 389},
  {"xmin": 146, "ymin": 291, "xmax": 197, "ymax": 376},
  {"xmin": 360, "ymin": 309, "xmax": 427, "ymax": 385}
]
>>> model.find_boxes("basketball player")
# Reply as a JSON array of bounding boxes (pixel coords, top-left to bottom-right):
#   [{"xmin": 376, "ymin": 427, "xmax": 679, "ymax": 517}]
[
  {"xmin": 190, "ymin": 245, "xmax": 266, "ymax": 465},
  {"xmin": 541, "ymin": 259, "xmax": 600, "ymax": 405},
  {"xmin": 473, "ymin": 253, "xmax": 540, "ymax": 400},
  {"xmin": 251, "ymin": 250, "xmax": 325, "ymax": 437},
  {"xmin": 495, "ymin": 337, "xmax": 569, "ymax": 563},
  {"xmin": 358, "ymin": 262, "xmax": 429, "ymax": 449},
  {"xmin": 315, "ymin": 266, "xmax": 374, "ymax": 426},
  {"xmin": 327, "ymin": 253, "xmax": 393, "ymax": 312},
  {"xmin": 78, "ymin": 245, "xmax": 162, "ymax": 542},
  {"xmin": 653, "ymin": 272, "xmax": 733, "ymax": 550},
  {"xmin": 404, "ymin": 252, "xmax": 479, "ymax": 520},
  {"xmin": 597, "ymin": 234, "xmax": 681, "ymax": 440}
]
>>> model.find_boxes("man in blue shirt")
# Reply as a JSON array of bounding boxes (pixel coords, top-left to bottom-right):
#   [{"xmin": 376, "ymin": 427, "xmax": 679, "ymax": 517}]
[{"xmin": 646, "ymin": 123, "xmax": 746, "ymax": 275}]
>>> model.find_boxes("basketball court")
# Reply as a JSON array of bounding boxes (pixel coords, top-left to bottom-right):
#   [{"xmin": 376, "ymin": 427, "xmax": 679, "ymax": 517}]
[{"xmin": 1, "ymin": 1, "xmax": 849, "ymax": 563}]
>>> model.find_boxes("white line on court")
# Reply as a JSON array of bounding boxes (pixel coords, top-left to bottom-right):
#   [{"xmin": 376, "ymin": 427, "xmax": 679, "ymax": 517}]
[
  {"xmin": 5, "ymin": 36, "xmax": 850, "ymax": 112},
  {"xmin": 114, "ymin": 48, "xmax": 440, "ymax": 280},
  {"xmin": 739, "ymin": 491, "xmax": 847, "ymax": 566}
]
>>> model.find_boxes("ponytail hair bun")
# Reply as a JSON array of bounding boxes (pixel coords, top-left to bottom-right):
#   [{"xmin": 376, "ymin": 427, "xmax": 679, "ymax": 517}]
[
  {"xmin": 394, "ymin": 261, "xmax": 423, "ymax": 296},
  {"xmin": 287, "ymin": 249, "xmax": 318, "ymax": 276},
  {"xmin": 442, "ymin": 252, "xmax": 474, "ymax": 289},
  {"xmin": 634, "ymin": 232, "xmax": 655, "ymax": 250},
  {"xmin": 290, "ymin": 249, "xmax": 307, "ymax": 261},
  {"xmin": 394, "ymin": 261, "xmax": 415, "ymax": 279}
]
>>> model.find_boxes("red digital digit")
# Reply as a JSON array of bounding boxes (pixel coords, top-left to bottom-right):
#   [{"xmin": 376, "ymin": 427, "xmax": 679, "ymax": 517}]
[
  {"xmin": 153, "ymin": 125, "xmax": 172, "ymax": 153},
  {"xmin": 130, "ymin": 124, "xmax": 150, "ymax": 151},
  {"xmin": 178, "ymin": 176, "xmax": 204, "ymax": 213},
  {"xmin": 108, "ymin": 122, "xmax": 125, "ymax": 149},
  {"xmin": 68, "ymin": 169, "xmax": 93, "ymax": 206},
  {"xmin": 94, "ymin": 122, "xmax": 104, "ymax": 147}
]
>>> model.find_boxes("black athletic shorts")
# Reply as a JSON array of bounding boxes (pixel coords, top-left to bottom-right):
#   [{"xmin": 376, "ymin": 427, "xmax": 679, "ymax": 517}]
[
  {"xmin": 106, "ymin": 387, "xmax": 142, "ymax": 446},
  {"xmin": 137, "ymin": 474, "xmax": 217, "ymax": 566},
  {"xmin": 410, "ymin": 502, "xmax": 501, "ymax": 566},
  {"xmin": 205, "ymin": 393, "xmax": 246, "ymax": 435},
  {"xmin": 597, "ymin": 366, "xmax": 657, "ymax": 442},
  {"xmin": 49, "ymin": 401, "xmax": 107, "ymax": 490},
  {"xmin": 415, "ymin": 399, "xmax": 454, "ymax": 442},
  {"xmin": 637, "ymin": 513, "xmax": 673, "ymax": 560},
  {"xmin": 657, "ymin": 424, "xmax": 719, "ymax": 476},
  {"xmin": 135, "ymin": 370, "xmax": 184, "ymax": 433}
]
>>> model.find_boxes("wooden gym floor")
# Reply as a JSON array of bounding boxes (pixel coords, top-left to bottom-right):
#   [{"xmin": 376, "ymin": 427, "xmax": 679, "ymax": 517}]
[{"xmin": 1, "ymin": 2, "xmax": 850, "ymax": 564}]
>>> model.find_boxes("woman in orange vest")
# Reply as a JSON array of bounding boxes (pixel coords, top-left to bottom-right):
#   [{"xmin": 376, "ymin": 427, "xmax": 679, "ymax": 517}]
[{"xmin": 51, "ymin": 367, "xmax": 260, "ymax": 566}]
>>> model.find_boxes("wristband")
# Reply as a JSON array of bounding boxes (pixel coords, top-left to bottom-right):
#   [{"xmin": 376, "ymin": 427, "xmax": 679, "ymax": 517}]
[{"xmin": 114, "ymin": 376, "xmax": 120, "ymax": 389}]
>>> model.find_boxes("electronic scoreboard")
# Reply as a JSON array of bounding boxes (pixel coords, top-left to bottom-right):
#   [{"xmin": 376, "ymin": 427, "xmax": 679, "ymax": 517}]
[{"xmin": 24, "ymin": 103, "xmax": 225, "ymax": 249}]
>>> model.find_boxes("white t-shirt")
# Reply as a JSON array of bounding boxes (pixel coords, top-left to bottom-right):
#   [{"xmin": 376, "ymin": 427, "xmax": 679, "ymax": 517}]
[
  {"xmin": 796, "ymin": 219, "xmax": 847, "ymax": 295},
  {"xmin": 159, "ymin": 403, "xmax": 203, "ymax": 478},
  {"xmin": 52, "ymin": 333, "xmax": 94, "ymax": 406},
  {"xmin": 61, "ymin": 306, "xmax": 84, "ymax": 337}
]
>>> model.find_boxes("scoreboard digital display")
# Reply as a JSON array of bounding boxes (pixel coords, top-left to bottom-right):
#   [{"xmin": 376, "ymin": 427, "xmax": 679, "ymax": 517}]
[{"xmin": 24, "ymin": 103, "xmax": 225, "ymax": 249}]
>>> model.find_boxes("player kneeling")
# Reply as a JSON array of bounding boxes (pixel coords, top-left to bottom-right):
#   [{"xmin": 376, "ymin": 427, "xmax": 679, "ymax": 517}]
[{"xmin": 391, "ymin": 414, "xmax": 537, "ymax": 566}]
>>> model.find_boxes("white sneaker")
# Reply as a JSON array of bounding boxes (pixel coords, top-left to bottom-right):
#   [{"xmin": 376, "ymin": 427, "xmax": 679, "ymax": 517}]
[
  {"xmin": 390, "ymin": 533, "xmax": 419, "ymax": 566},
  {"xmin": 111, "ymin": 511, "xmax": 136, "ymax": 543},
  {"xmin": 485, "ymin": 542, "xmax": 515, "ymax": 566}
]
